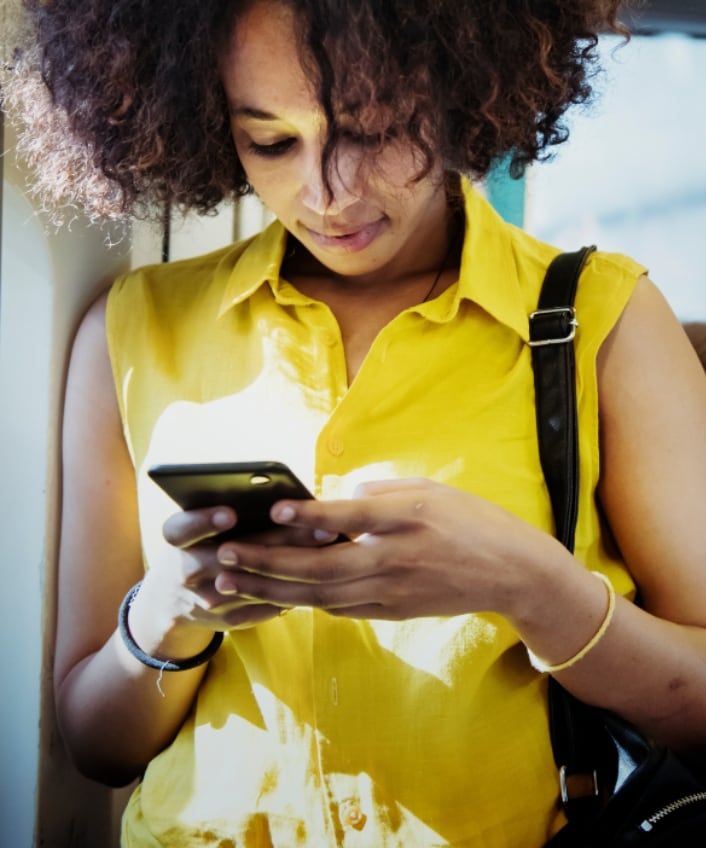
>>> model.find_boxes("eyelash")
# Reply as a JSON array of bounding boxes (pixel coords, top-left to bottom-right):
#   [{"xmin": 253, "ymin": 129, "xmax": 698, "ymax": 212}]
[
  {"xmin": 248, "ymin": 138, "xmax": 296, "ymax": 158},
  {"xmin": 246, "ymin": 129, "xmax": 394, "ymax": 158}
]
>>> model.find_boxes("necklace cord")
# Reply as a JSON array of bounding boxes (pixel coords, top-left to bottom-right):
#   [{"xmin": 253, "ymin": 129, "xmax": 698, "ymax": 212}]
[{"xmin": 421, "ymin": 213, "xmax": 462, "ymax": 303}]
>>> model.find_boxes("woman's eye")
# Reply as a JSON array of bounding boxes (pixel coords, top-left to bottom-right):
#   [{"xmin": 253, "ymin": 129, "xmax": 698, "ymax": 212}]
[{"xmin": 247, "ymin": 138, "xmax": 296, "ymax": 157}]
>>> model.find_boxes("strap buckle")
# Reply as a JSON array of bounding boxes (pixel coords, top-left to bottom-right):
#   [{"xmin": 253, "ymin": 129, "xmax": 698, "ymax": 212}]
[
  {"xmin": 528, "ymin": 306, "xmax": 578, "ymax": 347},
  {"xmin": 559, "ymin": 765, "xmax": 600, "ymax": 809}
]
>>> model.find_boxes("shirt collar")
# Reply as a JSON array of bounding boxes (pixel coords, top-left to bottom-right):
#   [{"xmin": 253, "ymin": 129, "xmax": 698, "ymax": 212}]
[
  {"xmin": 217, "ymin": 219, "xmax": 290, "ymax": 317},
  {"xmin": 452, "ymin": 179, "xmax": 531, "ymax": 341},
  {"xmin": 218, "ymin": 179, "xmax": 531, "ymax": 341}
]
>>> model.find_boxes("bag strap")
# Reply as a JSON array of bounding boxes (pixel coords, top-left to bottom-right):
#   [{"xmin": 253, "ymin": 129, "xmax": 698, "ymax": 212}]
[
  {"xmin": 530, "ymin": 246, "xmax": 611, "ymax": 823},
  {"xmin": 529, "ymin": 247, "xmax": 594, "ymax": 551}
]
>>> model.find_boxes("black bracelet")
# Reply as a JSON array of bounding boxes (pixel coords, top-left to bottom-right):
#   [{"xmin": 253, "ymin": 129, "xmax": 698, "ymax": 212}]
[{"xmin": 117, "ymin": 581, "xmax": 223, "ymax": 672}]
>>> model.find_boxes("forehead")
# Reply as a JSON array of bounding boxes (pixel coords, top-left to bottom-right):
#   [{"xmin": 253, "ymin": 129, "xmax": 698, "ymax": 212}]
[{"xmin": 221, "ymin": 0, "xmax": 317, "ymax": 114}]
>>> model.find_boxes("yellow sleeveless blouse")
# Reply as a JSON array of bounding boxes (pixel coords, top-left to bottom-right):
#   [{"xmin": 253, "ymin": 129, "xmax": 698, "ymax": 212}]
[{"xmin": 107, "ymin": 181, "xmax": 645, "ymax": 847}]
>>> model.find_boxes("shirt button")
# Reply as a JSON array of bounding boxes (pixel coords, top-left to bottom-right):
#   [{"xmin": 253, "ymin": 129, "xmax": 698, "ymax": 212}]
[
  {"xmin": 320, "ymin": 329, "xmax": 337, "ymax": 346},
  {"xmin": 339, "ymin": 799, "xmax": 366, "ymax": 831},
  {"xmin": 327, "ymin": 438, "xmax": 344, "ymax": 457}
]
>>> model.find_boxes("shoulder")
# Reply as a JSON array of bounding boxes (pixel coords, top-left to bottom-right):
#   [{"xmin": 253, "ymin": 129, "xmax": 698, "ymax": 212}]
[
  {"xmin": 71, "ymin": 289, "xmax": 110, "ymax": 365},
  {"xmin": 598, "ymin": 272, "xmax": 706, "ymax": 463},
  {"xmin": 573, "ymin": 249, "xmax": 647, "ymax": 354},
  {"xmin": 511, "ymin": 236, "xmax": 647, "ymax": 314},
  {"xmin": 106, "ymin": 219, "xmax": 287, "ymax": 325},
  {"xmin": 105, "ymin": 235, "xmax": 264, "ymax": 351},
  {"xmin": 65, "ymin": 289, "xmax": 123, "ymax": 447},
  {"xmin": 502, "ymin": 222, "xmax": 647, "ymax": 351},
  {"xmin": 598, "ymin": 275, "xmax": 705, "ymax": 386},
  {"xmin": 109, "ymin": 241, "xmax": 247, "ymax": 307},
  {"xmin": 578, "ymin": 249, "xmax": 647, "ymax": 306},
  {"xmin": 507, "ymin": 228, "xmax": 648, "ymax": 350}
]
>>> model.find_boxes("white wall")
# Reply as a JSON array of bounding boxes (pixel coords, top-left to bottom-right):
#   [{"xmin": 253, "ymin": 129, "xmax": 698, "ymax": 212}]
[{"xmin": 0, "ymin": 117, "xmax": 131, "ymax": 848}]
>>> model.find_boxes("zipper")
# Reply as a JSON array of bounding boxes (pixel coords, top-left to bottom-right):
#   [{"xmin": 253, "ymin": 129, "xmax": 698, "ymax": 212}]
[{"xmin": 638, "ymin": 791, "xmax": 706, "ymax": 832}]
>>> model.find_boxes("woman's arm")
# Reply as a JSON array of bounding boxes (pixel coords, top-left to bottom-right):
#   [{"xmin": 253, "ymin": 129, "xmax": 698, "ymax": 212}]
[
  {"xmin": 482, "ymin": 275, "xmax": 706, "ymax": 748},
  {"xmin": 55, "ymin": 294, "xmax": 218, "ymax": 786},
  {"xmin": 55, "ymin": 292, "xmax": 324, "ymax": 785},
  {"xmin": 478, "ymin": 275, "xmax": 706, "ymax": 748},
  {"xmin": 587, "ymin": 275, "xmax": 706, "ymax": 738}
]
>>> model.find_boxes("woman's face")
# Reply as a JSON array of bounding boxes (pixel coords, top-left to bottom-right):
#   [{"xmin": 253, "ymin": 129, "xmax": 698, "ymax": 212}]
[{"xmin": 220, "ymin": 1, "xmax": 448, "ymax": 282}]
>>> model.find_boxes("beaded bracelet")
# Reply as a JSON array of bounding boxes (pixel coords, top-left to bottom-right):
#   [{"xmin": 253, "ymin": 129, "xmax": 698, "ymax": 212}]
[
  {"xmin": 118, "ymin": 581, "xmax": 223, "ymax": 672},
  {"xmin": 527, "ymin": 572, "xmax": 616, "ymax": 674}
]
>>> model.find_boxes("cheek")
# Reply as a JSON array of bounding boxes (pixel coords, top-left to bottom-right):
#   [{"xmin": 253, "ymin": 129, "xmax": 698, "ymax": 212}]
[
  {"xmin": 234, "ymin": 152, "xmax": 291, "ymax": 207},
  {"xmin": 242, "ymin": 168, "xmax": 289, "ymax": 210},
  {"xmin": 231, "ymin": 134, "xmax": 272, "ymax": 191}
]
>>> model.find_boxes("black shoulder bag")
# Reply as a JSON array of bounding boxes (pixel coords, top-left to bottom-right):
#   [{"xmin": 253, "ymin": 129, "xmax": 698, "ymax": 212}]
[{"xmin": 531, "ymin": 247, "xmax": 706, "ymax": 846}]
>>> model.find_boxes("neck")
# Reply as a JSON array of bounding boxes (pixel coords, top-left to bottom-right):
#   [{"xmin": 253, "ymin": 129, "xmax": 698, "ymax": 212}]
[{"xmin": 284, "ymin": 209, "xmax": 464, "ymax": 303}]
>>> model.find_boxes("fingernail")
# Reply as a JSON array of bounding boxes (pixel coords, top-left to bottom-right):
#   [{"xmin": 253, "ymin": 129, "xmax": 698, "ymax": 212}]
[
  {"xmin": 313, "ymin": 528, "xmax": 337, "ymax": 542},
  {"xmin": 218, "ymin": 548, "xmax": 238, "ymax": 565},
  {"xmin": 276, "ymin": 505, "xmax": 296, "ymax": 522},
  {"xmin": 213, "ymin": 509, "xmax": 233, "ymax": 529},
  {"xmin": 216, "ymin": 575, "xmax": 239, "ymax": 595}
]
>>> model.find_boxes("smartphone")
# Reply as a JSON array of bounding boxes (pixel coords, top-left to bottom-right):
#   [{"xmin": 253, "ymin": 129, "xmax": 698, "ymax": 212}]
[{"xmin": 147, "ymin": 460, "xmax": 316, "ymax": 538}]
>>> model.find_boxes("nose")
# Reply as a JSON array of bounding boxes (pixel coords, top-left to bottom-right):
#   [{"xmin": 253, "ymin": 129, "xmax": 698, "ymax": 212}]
[{"xmin": 299, "ymin": 144, "xmax": 362, "ymax": 217}]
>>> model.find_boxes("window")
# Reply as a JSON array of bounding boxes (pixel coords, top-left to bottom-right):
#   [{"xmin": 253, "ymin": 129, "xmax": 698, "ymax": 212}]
[{"xmin": 526, "ymin": 33, "xmax": 706, "ymax": 321}]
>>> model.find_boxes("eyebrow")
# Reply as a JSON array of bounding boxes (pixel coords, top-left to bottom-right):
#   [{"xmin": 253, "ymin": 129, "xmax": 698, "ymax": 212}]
[{"xmin": 230, "ymin": 105, "xmax": 280, "ymax": 121}]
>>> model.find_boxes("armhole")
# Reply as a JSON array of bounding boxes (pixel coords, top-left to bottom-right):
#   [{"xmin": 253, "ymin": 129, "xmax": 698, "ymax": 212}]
[{"xmin": 573, "ymin": 252, "xmax": 646, "ymax": 571}]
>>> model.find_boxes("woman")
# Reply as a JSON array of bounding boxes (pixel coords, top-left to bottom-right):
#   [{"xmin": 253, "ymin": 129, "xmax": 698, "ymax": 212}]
[{"xmin": 7, "ymin": 0, "xmax": 706, "ymax": 845}]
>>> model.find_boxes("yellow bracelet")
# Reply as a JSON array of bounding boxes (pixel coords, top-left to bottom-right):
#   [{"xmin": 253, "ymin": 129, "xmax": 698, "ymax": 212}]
[{"xmin": 527, "ymin": 572, "xmax": 616, "ymax": 674}]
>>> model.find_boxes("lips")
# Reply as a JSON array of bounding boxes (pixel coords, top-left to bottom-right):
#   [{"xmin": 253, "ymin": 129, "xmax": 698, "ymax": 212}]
[{"xmin": 305, "ymin": 219, "xmax": 385, "ymax": 253}]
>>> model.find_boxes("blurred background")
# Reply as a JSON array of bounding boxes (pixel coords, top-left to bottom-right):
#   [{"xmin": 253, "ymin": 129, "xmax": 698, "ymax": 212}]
[{"xmin": 527, "ymin": 26, "xmax": 706, "ymax": 321}]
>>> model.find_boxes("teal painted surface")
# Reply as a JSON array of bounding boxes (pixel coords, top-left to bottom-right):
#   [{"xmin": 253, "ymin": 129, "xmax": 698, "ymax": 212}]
[{"xmin": 486, "ymin": 157, "xmax": 526, "ymax": 228}]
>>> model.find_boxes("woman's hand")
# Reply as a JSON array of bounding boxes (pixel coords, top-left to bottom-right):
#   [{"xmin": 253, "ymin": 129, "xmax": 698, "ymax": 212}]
[
  {"xmin": 211, "ymin": 478, "xmax": 561, "ymax": 620},
  {"xmin": 131, "ymin": 503, "xmax": 342, "ymax": 656}
]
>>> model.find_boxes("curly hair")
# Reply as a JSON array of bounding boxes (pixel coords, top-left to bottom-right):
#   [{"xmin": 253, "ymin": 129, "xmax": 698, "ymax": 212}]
[{"xmin": 3, "ymin": 0, "xmax": 630, "ymax": 222}]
